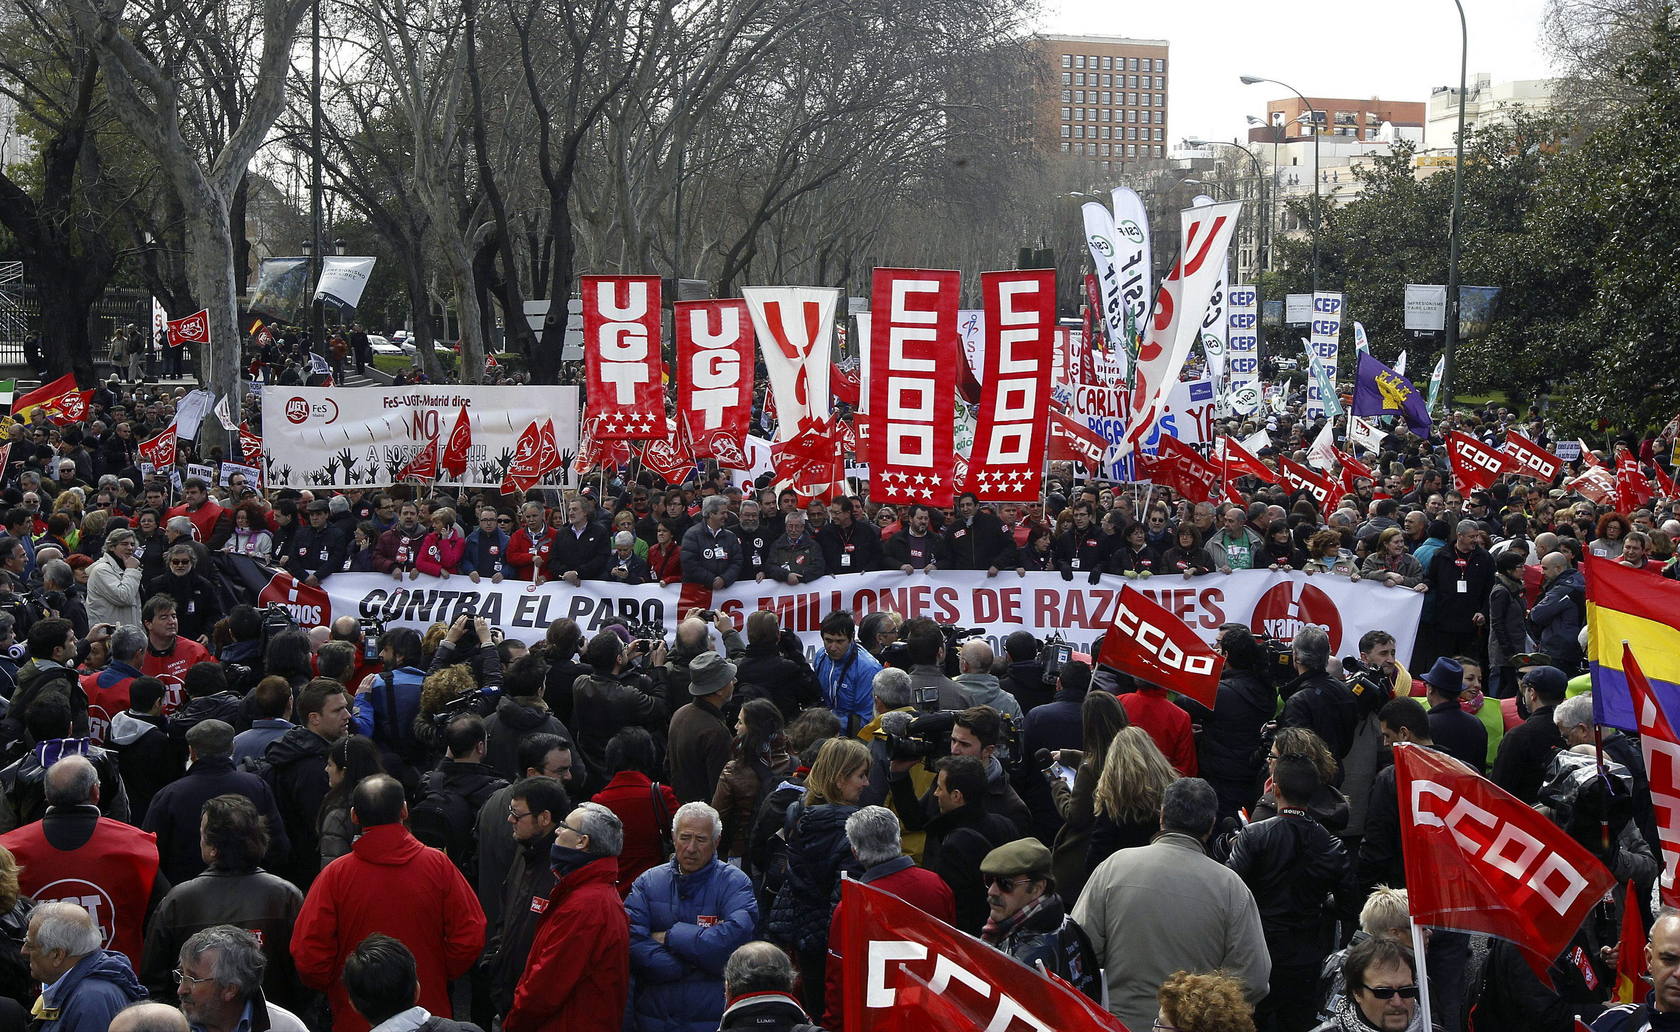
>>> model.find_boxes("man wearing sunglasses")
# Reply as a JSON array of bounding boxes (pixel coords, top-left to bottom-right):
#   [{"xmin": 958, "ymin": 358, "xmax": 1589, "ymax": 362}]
[
  {"xmin": 977, "ymin": 838, "xmax": 1100, "ymax": 1001},
  {"xmin": 1323, "ymin": 936, "xmax": 1421, "ymax": 1031}
]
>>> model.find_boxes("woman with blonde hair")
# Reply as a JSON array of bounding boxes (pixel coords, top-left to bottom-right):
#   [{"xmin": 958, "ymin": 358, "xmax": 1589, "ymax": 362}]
[
  {"xmin": 1357, "ymin": 526, "xmax": 1426, "ymax": 590},
  {"xmin": 766, "ymin": 736, "xmax": 869, "ymax": 1016},
  {"xmin": 1050, "ymin": 690, "xmax": 1129, "ymax": 904},
  {"xmin": 0, "ymin": 843, "xmax": 34, "ymax": 1009},
  {"xmin": 1086, "ymin": 725, "xmax": 1179, "ymax": 873}
]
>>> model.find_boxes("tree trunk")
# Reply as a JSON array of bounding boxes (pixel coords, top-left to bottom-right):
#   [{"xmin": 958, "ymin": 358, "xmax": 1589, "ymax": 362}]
[
  {"xmin": 184, "ymin": 202, "xmax": 240, "ymax": 450},
  {"xmin": 533, "ymin": 192, "xmax": 574, "ymax": 385}
]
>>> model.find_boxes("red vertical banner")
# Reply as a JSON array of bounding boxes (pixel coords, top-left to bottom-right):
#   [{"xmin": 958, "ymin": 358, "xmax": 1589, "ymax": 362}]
[
  {"xmin": 581, "ymin": 275, "xmax": 664, "ymax": 440},
  {"xmin": 674, "ymin": 299, "xmax": 752, "ymax": 459},
  {"xmin": 966, "ymin": 270, "xmax": 1053, "ymax": 502},
  {"xmin": 867, "ymin": 268, "xmax": 959, "ymax": 506}
]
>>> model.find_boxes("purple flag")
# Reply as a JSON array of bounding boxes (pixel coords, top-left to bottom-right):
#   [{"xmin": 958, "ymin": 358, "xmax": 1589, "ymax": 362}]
[{"xmin": 1352, "ymin": 351, "xmax": 1431, "ymax": 436}]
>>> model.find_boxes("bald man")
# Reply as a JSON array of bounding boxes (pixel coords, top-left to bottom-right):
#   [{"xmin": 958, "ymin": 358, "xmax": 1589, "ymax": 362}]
[
  {"xmin": 111, "ymin": 1003, "xmax": 191, "ymax": 1032},
  {"xmin": 954, "ymin": 640, "xmax": 1021, "ymax": 720}
]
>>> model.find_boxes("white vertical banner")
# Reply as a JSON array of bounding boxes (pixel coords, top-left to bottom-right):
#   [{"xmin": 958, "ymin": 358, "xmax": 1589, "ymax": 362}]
[
  {"xmin": 1201, "ymin": 258, "xmax": 1229, "ymax": 408},
  {"xmin": 1227, "ymin": 284, "xmax": 1259, "ymax": 416},
  {"xmin": 1111, "ymin": 186, "xmax": 1153, "ymax": 377},
  {"xmin": 1080, "ymin": 202, "xmax": 1130, "ymax": 376},
  {"xmin": 742, "ymin": 286, "xmax": 839, "ymax": 443},
  {"xmin": 1305, "ymin": 290, "xmax": 1344, "ymax": 419}
]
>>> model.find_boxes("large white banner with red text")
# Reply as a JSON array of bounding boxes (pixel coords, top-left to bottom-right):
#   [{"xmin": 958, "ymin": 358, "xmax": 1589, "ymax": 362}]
[
  {"xmin": 963, "ymin": 270, "xmax": 1053, "ymax": 502},
  {"xmin": 744, "ymin": 285, "xmax": 839, "ymax": 444},
  {"xmin": 305, "ymin": 568, "xmax": 1421, "ymax": 667},
  {"xmin": 674, "ymin": 299, "xmax": 754, "ymax": 463},
  {"xmin": 582, "ymin": 275, "xmax": 664, "ymax": 439},
  {"xmin": 259, "ymin": 385, "xmax": 580, "ymax": 488},
  {"xmin": 867, "ymin": 269, "xmax": 960, "ymax": 506}
]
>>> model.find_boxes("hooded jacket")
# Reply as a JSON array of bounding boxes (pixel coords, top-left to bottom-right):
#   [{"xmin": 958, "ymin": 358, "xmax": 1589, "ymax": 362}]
[
  {"xmin": 483, "ymin": 696, "xmax": 582, "ymax": 783},
  {"xmin": 0, "ymin": 737, "xmax": 130, "ymax": 830},
  {"xmin": 35, "ymin": 948, "xmax": 147, "ymax": 1032},
  {"xmin": 292, "ymin": 822, "xmax": 486, "ymax": 1032},
  {"xmin": 953, "ymin": 672, "xmax": 1022, "ymax": 720},
  {"xmin": 106, "ymin": 709, "xmax": 175, "ymax": 820},
  {"xmin": 264, "ymin": 726, "xmax": 335, "ymax": 887},
  {"xmin": 766, "ymin": 801, "xmax": 860, "ymax": 955},
  {"xmin": 1530, "ymin": 567, "xmax": 1586, "ymax": 664},
  {"xmin": 625, "ymin": 857, "xmax": 759, "ymax": 1032},
  {"xmin": 503, "ymin": 855, "xmax": 629, "ymax": 1032}
]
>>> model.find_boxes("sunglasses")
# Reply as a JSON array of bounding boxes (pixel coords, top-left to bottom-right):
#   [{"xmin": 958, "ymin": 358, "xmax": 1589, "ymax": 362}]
[
  {"xmin": 1361, "ymin": 985, "xmax": 1419, "ymax": 1001},
  {"xmin": 982, "ymin": 874, "xmax": 1029, "ymax": 892}
]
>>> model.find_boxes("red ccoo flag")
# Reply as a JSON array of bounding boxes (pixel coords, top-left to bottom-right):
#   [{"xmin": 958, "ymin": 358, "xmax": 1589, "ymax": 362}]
[
  {"xmin": 1624, "ymin": 642, "xmax": 1680, "ymax": 907},
  {"xmin": 1215, "ymin": 435, "xmax": 1278, "ymax": 483},
  {"xmin": 166, "ymin": 308, "xmax": 211, "ymax": 348},
  {"xmin": 1502, "ymin": 430, "xmax": 1562, "ymax": 482},
  {"xmin": 439, "ymin": 406, "xmax": 472, "ymax": 480},
  {"xmin": 1097, "ymin": 584, "xmax": 1224, "ymax": 708},
  {"xmin": 1446, "ymin": 431, "xmax": 1511, "ymax": 493},
  {"xmin": 1396, "ymin": 744, "xmax": 1617, "ymax": 979}
]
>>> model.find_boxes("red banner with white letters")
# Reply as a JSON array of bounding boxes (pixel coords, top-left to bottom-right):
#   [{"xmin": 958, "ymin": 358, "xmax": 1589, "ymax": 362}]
[
  {"xmin": 963, "ymin": 270, "xmax": 1053, "ymax": 501},
  {"xmin": 1048, "ymin": 410, "xmax": 1109, "ymax": 472},
  {"xmin": 582, "ymin": 275, "xmax": 664, "ymax": 440},
  {"xmin": 675, "ymin": 299, "xmax": 753, "ymax": 460},
  {"xmin": 1624, "ymin": 645, "xmax": 1680, "ymax": 908},
  {"xmin": 838, "ymin": 879, "xmax": 1122, "ymax": 1032},
  {"xmin": 1096, "ymin": 583, "xmax": 1223, "ymax": 707},
  {"xmin": 867, "ymin": 268, "xmax": 959, "ymax": 506},
  {"xmin": 1215, "ymin": 436, "xmax": 1277, "ymax": 483},
  {"xmin": 1396, "ymin": 744, "xmax": 1616, "ymax": 978},
  {"xmin": 1502, "ymin": 430, "xmax": 1561, "ymax": 483},
  {"xmin": 1446, "ymin": 431, "xmax": 1511, "ymax": 493}
]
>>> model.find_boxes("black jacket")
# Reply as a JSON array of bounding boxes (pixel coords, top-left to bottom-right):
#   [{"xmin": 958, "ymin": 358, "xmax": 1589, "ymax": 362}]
[
  {"xmin": 735, "ymin": 642, "xmax": 821, "ymax": 722},
  {"xmin": 483, "ymin": 697, "xmax": 582, "ymax": 785},
  {"xmin": 485, "ymin": 830, "xmax": 558, "ymax": 1016},
  {"xmin": 547, "ymin": 522, "xmax": 611, "ymax": 581},
  {"xmin": 1425, "ymin": 544, "xmax": 1496, "ymax": 626},
  {"xmin": 166, "ymin": 692, "xmax": 247, "ymax": 746},
  {"xmin": 916, "ymin": 800, "xmax": 1019, "ymax": 935},
  {"xmin": 5, "ymin": 659, "xmax": 86, "ymax": 741},
  {"xmin": 142, "ymin": 755, "xmax": 290, "ymax": 885},
  {"xmin": 943, "ymin": 511, "xmax": 1006, "ymax": 570},
  {"xmin": 542, "ymin": 659, "xmax": 592, "ymax": 726},
  {"xmin": 569, "ymin": 671, "xmax": 669, "ymax": 776},
  {"xmin": 139, "ymin": 866, "xmax": 306, "ymax": 1011},
  {"xmin": 1491, "ymin": 704, "xmax": 1562, "ymax": 805},
  {"xmin": 1, "ymin": 739, "xmax": 130, "ymax": 830},
  {"xmin": 1428, "ymin": 700, "xmax": 1489, "ymax": 773},
  {"xmin": 736, "ymin": 522, "xmax": 775, "ymax": 578},
  {"xmin": 766, "ymin": 801, "xmax": 860, "ymax": 954},
  {"xmin": 262, "ymin": 726, "xmax": 334, "ymax": 887},
  {"xmin": 1226, "ymin": 807, "xmax": 1353, "ymax": 965},
  {"xmin": 983, "ymin": 893, "xmax": 1101, "ymax": 1001},
  {"xmin": 1179, "ymin": 668, "xmax": 1276, "ymax": 813},
  {"xmin": 142, "ymin": 570, "xmax": 217, "ymax": 641},
  {"xmin": 106, "ymin": 710, "xmax": 176, "ymax": 822},
  {"xmin": 1002, "ymin": 661, "xmax": 1053, "ymax": 714},
  {"xmin": 818, "ymin": 520, "xmax": 881, "ymax": 575},
  {"xmin": 1280, "ymin": 671, "xmax": 1359, "ymax": 764},
  {"xmin": 284, "ymin": 523, "xmax": 348, "ymax": 581},
  {"xmin": 882, "ymin": 529, "xmax": 947, "ymax": 571},
  {"xmin": 1051, "ymin": 527, "xmax": 1106, "ymax": 581}
]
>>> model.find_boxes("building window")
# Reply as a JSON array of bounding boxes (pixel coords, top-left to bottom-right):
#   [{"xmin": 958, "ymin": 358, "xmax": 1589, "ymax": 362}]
[
  {"xmin": 1075, "ymin": 55, "xmax": 1084, "ymax": 68},
  {"xmin": 1061, "ymin": 72, "xmax": 1070, "ymax": 85},
  {"xmin": 1155, "ymin": 59, "xmax": 1165, "ymax": 72},
  {"xmin": 1155, "ymin": 75, "xmax": 1164, "ymax": 87},
  {"xmin": 1153, "ymin": 111, "xmax": 1162, "ymax": 124},
  {"xmin": 1102, "ymin": 56, "xmax": 1112, "ymax": 70},
  {"xmin": 1126, "ymin": 109, "xmax": 1135, "ymax": 122},
  {"xmin": 1127, "ymin": 57, "xmax": 1137, "ymax": 71},
  {"xmin": 1060, "ymin": 89, "xmax": 1071, "ymax": 102},
  {"xmin": 1101, "ymin": 160, "xmax": 1111, "ymax": 170},
  {"xmin": 1154, "ymin": 92, "xmax": 1162, "ymax": 104},
  {"xmin": 1061, "ymin": 54, "xmax": 1071, "ymax": 68},
  {"xmin": 1061, "ymin": 141, "xmax": 1070, "ymax": 152},
  {"xmin": 1074, "ymin": 90, "xmax": 1083, "ymax": 103},
  {"xmin": 1075, "ymin": 72, "xmax": 1084, "ymax": 85},
  {"xmin": 1101, "ymin": 126, "xmax": 1110, "ymax": 139},
  {"xmin": 1154, "ymin": 128, "xmax": 1163, "ymax": 140},
  {"xmin": 1060, "ymin": 107, "xmax": 1070, "ymax": 119},
  {"xmin": 1155, "ymin": 144, "xmax": 1163, "ymax": 156},
  {"xmin": 1099, "ymin": 91, "xmax": 1109, "ymax": 105},
  {"xmin": 1128, "ymin": 144, "xmax": 1138, "ymax": 157},
  {"xmin": 1060, "ymin": 124, "xmax": 1070, "ymax": 138},
  {"xmin": 1100, "ymin": 73, "xmax": 1109, "ymax": 86}
]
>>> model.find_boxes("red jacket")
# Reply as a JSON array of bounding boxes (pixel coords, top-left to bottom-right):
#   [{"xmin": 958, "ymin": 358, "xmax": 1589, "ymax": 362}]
[
  {"xmin": 140, "ymin": 636, "xmax": 213, "ymax": 715},
  {"xmin": 0, "ymin": 813, "xmax": 159, "ymax": 969},
  {"xmin": 291, "ymin": 822, "xmax": 485, "ymax": 1032},
  {"xmin": 1121, "ymin": 688, "xmax": 1199, "ymax": 776},
  {"xmin": 647, "ymin": 542, "xmax": 682, "ymax": 584},
  {"xmin": 415, "ymin": 529, "xmax": 466, "ymax": 577},
  {"xmin": 165, "ymin": 500, "xmax": 226, "ymax": 545},
  {"xmin": 592, "ymin": 771, "xmax": 679, "ymax": 898},
  {"xmin": 504, "ymin": 855, "xmax": 629, "ymax": 1032},
  {"xmin": 824, "ymin": 859, "xmax": 955, "ymax": 1028},
  {"xmin": 507, "ymin": 527, "xmax": 556, "ymax": 582}
]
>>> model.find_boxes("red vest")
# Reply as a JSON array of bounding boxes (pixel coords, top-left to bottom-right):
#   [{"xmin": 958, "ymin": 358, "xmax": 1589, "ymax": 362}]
[
  {"xmin": 140, "ymin": 638, "xmax": 212, "ymax": 715},
  {"xmin": 0, "ymin": 816, "xmax": 159, "ymax": 968},
  {"xmin": 79, "ymin": 671, "xmax": 135, "ymax": 746}
]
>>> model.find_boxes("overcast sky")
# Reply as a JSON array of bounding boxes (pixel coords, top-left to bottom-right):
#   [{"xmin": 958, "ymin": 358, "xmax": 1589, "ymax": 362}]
[{"xmin": 1040, "ymin": 0, "xmax": 1560, "ymax": 144}]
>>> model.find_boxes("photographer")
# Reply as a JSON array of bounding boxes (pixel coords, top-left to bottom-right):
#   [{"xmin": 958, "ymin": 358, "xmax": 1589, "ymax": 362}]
[
  {"xmin": 902, "ymin": 619, "xmax": 964, "ymax": 711},
  {"xmin": 653, "ymin": 611, "xmax": 744, "ymax": 710},
  {"xmin": 571, "ymin": 630, "xmax": 670, "ymax": 776},
  {"xmin": 889, "ymin": 705, "xmax": 1030, "ymax": 839},
  {"xmin": 351, "ymin": 626, "xmax": 435, "ymax": 763},
  {"xmin": 735, "ymin": 611, "xmax": 820, "ymax": 721},
  {"xmin": 1278, "ymin": 626, "xmax": 1359, "ymax": 770},
  {"xmin": 1338, "ymin": 630, "xmax": 1409, "ymax": 849}
]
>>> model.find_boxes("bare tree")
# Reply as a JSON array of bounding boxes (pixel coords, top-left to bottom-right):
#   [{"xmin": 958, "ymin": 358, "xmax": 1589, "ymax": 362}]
[
  {"xmin": 1544, "ymin": 0, "xmax": 1672, "ymax": 124},
  {"xmin": 65, "ymin": 0, "xmax": 308, "ymax": 425}
]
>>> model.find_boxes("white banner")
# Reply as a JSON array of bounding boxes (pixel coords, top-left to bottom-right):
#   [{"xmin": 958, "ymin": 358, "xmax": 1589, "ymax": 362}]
[
  {"xmin": 1201, "ymin": 258, "xmax": 1229, "ymax": 401},
  {"xmin": 1306, "ymin": 290, "xmax": 1344, "ymax": 419},
  {"xmin": 1081, "ymin": 202, "xmax": 1131, "ymax": 369},
  {"xmin": 1404, "ymin": 284, "xmax": 1447, "ymax": 332},
  {"xmin": 314, "ymin": 256, "xmax": 378, "ymax": 309},
  {"xmin": 1073, "ymin": 377, "xmax": 1217, "ymax": 482},
  {"xmin": 1112, "ymin": 186, "xmax": 1153, "ymax": 354},
  {"xmin": 174, "ymin": 389, "xmax": 215, "ymax": 440},
  {"xmin": 310, "ymin": 568, "xmax": 1422, "ymax": 669},
  {"xmin": 957, "ymin": 309, "xmax": 985, "ymax": 385},
  {"xmin": 260, "ymin": 385, "xmax": 580, "ymax": 488},
  {"xmin": 1226, "ymin": 284, "xmax": 1259, "ymax": 416},
  {"xmin": 1285, "ymin": 293, "xmax": 1312, "ymax": 325},
  {"xmin": 743, "ymin": 286, "xmax": 839, "ymax": 443}
]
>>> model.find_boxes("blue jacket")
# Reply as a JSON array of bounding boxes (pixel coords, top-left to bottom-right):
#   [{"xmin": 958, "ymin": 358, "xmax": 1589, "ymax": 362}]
[
  {"xmin": 625, "ymin": 856, "xmax": 758, "ymax": 1032},
  {"xmin": 815, "ymin": 643, "xmax": 881, "ymax": 733},
  {"xmin": 350, "ymin": 665, "xmax": 427, "ymax": 750},
  {"xmin": 38, "ymin": 949, "xmax": 147, "ymax": 1032},
  {"xmin": 461, "ymin": 529, "xmax": 511, "ymax": 578},
  {"xmin": 1529, "ymin": 568, "xmax": 1586, "ymax": 661}
]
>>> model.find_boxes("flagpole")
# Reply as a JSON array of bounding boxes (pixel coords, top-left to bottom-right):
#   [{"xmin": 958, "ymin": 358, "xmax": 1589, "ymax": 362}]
[{"xmin": 1410, "ymin": 918, "xmax": 1434, "ymax": 1032}]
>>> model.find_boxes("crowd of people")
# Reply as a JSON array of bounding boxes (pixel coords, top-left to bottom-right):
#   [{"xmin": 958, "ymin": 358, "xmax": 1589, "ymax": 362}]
[{"xmin": 0, "ymin": 370, "xmax": 1672, "ymax": 1032}]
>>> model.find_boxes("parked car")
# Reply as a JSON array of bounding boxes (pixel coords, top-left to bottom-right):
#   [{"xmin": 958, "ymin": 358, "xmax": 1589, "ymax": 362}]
[{"xmin": 367, "ymin": 334, "xmax": 403, "ymax": 356}]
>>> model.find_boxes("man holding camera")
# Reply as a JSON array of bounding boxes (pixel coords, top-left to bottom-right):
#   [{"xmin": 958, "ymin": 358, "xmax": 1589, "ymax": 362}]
[{"xmin": 1279, "ymin": 626, "xmax": 1359, "ymax": 766}]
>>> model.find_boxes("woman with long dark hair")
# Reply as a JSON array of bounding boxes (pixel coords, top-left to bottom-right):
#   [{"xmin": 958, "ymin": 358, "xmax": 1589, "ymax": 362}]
[
  {"xmin": 711, "ymin": 698, "xmax": 789, "ymax": 871},
  {"xmin": 316, "ymin": 734, "xmax": 386, "ymax": 866},
  {"xmin": 1049, "ymin": 690, "xmax": 1128, "ymax": 905},
  {"xmin": 264, "ymin": 628, "xmax": 315, "ymax": 693}
]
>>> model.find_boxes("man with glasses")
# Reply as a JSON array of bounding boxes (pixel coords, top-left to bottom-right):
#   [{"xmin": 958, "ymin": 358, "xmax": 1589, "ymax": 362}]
[
  {"xmin": 168, "ymin": 925, "xmax": 308, "ymax": 1032},
  {"xmin": 977, "ymin": 838, "xmax": 1100, "ymax": 1001},
  {"xmin": 484, "ymin": 775, "xmax": 569, "ymax": 1021},
  {"xmin": 22, "ymin": 901, "xmax": 147, "ymax": 1030},
  {"xmin": 1323, "ymin": 937, "xmax": 1421, "ymax": 1032},
  {"xmin": 504, "ymin": 802, "xmax": 629, "ymax": 1032}
]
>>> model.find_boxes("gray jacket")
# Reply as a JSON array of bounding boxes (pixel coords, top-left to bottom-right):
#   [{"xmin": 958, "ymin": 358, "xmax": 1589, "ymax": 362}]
[
  {"xmin": 954, "ymin": 673, "xmax": 1022, "ymax": 720},
  {"xmin": 1072, "ymin": 831, "xmax": 1270, "ymax": 1032}
]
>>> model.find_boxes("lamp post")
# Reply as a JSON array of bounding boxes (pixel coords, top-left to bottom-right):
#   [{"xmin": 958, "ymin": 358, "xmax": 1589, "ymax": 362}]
[
  {"xmin": 309, "ymin": 0, "xmax": 324, "ymax": 357},
  {"xmin": 1186, "ymin": 137, "xmax": 1266, "ymax": 276},
  {"xmin": 1241, "ymin": 75, "xmax": 1319, "ymax": 294},
  {"xmin": 1442, "ymin": 0, "xmax": 1468, "ymax": 410}
]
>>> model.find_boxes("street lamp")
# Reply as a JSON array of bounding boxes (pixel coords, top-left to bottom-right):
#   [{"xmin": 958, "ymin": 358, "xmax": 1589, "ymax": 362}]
[
  {"xmin": 1241, "ymin": 74, "xmax": 1320, "ymax": 294},
  {"xmin": 1442, "ymin": 0, "xmax": 1469, "ymax": 410}
]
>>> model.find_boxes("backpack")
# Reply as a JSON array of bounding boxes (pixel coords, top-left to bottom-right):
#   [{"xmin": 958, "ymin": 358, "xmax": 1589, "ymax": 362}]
[{"xmin": 409, "ymin": 774, "xmax": 488, "ymax": 872}]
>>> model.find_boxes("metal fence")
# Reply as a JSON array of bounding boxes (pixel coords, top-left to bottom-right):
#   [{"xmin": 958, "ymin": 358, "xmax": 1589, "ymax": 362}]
[{"xmin": 0, "ymin": 271, "xmax": 150, "ymax": 367}]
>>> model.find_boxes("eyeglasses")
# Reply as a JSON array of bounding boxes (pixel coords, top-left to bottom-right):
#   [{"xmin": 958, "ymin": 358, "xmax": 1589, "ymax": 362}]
[
  {"xmin": 1360, "ymin": 984, "xmax": 1419, "ymax": 1000},
  {"xmin": 982, "ymin": 874, "xmax": 1027, "ymax": 892},
  {"xmin": 169, "ymin": 559, "xmax": 192, "ymax": 567},
  {"xmin": 172, "ymin": 968, "xmax": 215, "ymax": 989},
  {"xmin": 507, "ymin": 807, "xmax": 533, "ymax": 821},
  {"xmin": 498, "ymin": 517, "xmax": 513, "ymax": 524}
]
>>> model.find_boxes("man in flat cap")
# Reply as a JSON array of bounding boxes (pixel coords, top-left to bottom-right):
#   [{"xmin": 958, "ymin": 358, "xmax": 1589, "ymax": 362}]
[{"xmin": 978, "ymin": 837, "xmax": 1100, "ymax": 1000}]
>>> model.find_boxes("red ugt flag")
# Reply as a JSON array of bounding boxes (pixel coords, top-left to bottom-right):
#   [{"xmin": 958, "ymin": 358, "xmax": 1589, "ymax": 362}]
[
  {"xmin": 1097, "ymin": 584, "xmax": 1224, "ymax": 708},
  {"xmin": 166, "ymin": 308, "xmax": 210, "ymax": 348},
  {"xmin": 439, "ymin": 406, "xmax": 472, "ymax": 480},
  {"xmin": 581, "ymin": 275, "xmax": 664, "ymax": 440},
  {"xmin": 139, "ymin": 422, "xmax": 178, "ymax": 468},
  {"xmin": 1396, "ymin": 744, "xmax": 1616, "ymax": 978},
  {"xmin": 1618, "ymin": 453, "xmax": 1656, "ymax": 512}
]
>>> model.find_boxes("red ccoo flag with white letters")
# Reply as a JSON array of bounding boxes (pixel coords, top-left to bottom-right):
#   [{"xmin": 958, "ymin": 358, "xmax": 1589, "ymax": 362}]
[
  {"xmin": 582, "ymin": 275, "xmax": 664, "ymax": 440},
  {"xmin": 964, "ymin": 270, "xmax": 1054, "ymax": 502},
  {"xmin": 166, "ymin": 308, "xmax": 210, "ymax": 348},
  {"xmin": 1446, "ymin": 431, "xmax": 1511, "ymax": 493},
  {"xmin": 867, "ymin": 268, "xmax": 959, "ymax": 506},
  {"xmin": 675, "ymin": 299, "xmax": 753, "ymax": 461},
  {"xmin": 1097, "ymin": 584, "xmax": 1223, "ymax": 708},
  {"xmin": 1623, "ymin": 643, "xmax": 1680, "ymax": 907},
  {"xmin": 1502, "ymin": 430, "xmax": 1561, "ymax": 482},
  {"xmin": 1396, "ymin": 744, "xmax": 1616, "ymax": 978},
  {"xmin": 1048, "ymin": 410, "xmax": 1110, "ymax": 472}
]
